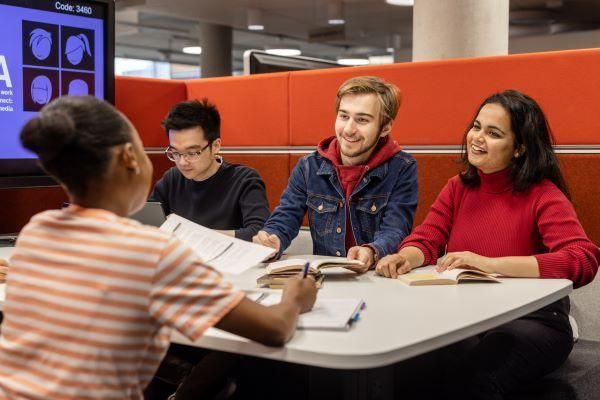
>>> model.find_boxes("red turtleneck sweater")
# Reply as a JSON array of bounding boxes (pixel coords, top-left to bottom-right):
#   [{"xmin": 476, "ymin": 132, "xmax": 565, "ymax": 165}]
[{"xmin": 400, "ymin": 169, "xmax": 599, "ymax": 288}]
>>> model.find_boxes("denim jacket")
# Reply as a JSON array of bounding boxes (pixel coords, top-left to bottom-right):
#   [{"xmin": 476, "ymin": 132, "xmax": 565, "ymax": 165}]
[{"xmin": 263, "ymin": 150, "xmax": 418, "ymax": 259}]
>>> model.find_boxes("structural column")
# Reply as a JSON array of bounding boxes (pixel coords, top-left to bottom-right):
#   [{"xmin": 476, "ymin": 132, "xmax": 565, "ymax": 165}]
[
  {"xmin": 200, "ymin": 22, "xmax": 232, "ymax": 77},
  {"xmin": 412, "ymin": 0, "xmax": 509, "ymax": 61}
]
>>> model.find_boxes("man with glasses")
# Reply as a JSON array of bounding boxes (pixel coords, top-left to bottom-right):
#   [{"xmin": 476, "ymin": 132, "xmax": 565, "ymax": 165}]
[
  {"xmin": 149, "ymin": 99, "xmax": 269, "ymax": 241},
  {"xmin": 147, "ymin": 99, "xmax": 271, "ymax": 399}
]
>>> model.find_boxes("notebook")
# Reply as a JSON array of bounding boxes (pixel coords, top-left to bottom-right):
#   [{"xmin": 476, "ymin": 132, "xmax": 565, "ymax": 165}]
[{"xmin": 255, "ymin": 294, "xmax": 365, "ymax": 331}]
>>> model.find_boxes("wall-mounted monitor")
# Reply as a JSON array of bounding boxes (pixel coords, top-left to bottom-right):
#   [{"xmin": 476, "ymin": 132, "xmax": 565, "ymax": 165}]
[
  {"xmin": 243, "ymin": 49, "xmax": 343, "ymax": 75},
  {"xmin": 0, "ymin": 0, "xmax": 115, "ymax": 188}
]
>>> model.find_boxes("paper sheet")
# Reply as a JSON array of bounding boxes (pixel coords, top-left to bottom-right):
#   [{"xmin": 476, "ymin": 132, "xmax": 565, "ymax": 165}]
[
  {"xmin": 160, "ymin": 214, "xmax": 275, "ymax": 274},
  {"xmin": 258, "ymin": 294, "xmax": 365, "ymax": 331}
]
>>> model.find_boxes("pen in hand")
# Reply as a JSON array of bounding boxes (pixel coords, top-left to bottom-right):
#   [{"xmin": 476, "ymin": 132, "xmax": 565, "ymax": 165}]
[{"xmin": 302, "ymin": 261, "xmax": 310, "ymax": 279}]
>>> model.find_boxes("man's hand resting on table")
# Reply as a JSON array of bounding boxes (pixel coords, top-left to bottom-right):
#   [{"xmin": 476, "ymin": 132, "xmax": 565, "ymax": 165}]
[{"xmin": 346, "ymin": 246, "xmax": 374, "ymax": 274}]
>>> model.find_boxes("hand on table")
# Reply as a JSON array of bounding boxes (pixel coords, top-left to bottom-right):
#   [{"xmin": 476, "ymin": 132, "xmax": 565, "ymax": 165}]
[
  {"xmin": 375, "ymin": 253, "xmax": 412, "ymax": 278},
  {"xmin": 436, "ymin": 251, "xmax": 493, "ymax": 273},
  {"xmin": 346, "ymin": 246, "xmax": 374, "ymax": 274}
]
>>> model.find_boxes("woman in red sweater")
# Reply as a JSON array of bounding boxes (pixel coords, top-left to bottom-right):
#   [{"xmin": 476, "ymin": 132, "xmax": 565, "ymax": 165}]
[{"xmin": 377, "ymin": 90, "xmax": 599, "ymax": 399}]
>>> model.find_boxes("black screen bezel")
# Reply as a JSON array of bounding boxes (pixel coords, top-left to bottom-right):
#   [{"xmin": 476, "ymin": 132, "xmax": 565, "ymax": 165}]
[{"xmin": 243, "ymin": 49, "xmax": 342, "ymax": 75}]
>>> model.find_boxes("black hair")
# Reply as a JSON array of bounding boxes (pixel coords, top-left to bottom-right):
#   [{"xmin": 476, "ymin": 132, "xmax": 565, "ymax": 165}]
[
  {"xmin": 162, "ymin": 98, "xmax": 220, "ymax": 144},
  {"xmin": 459, "ymin": 90, "xmax": 570, "ymax": 199},
  {"xmin": 20, "ymin": 96, "xmax": 132, "ymax": 196}
]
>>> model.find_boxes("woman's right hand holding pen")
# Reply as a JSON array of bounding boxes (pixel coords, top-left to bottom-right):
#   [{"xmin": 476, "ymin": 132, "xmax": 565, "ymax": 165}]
[{"xmin": 282, "ymin": 274, "xmax": 317, "ymax": 314}]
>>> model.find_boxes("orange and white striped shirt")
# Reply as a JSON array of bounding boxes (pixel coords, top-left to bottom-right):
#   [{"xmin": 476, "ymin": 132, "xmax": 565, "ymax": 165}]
[{"xmin": 0, "ymin": 206, "xmax": 244, "ymax": 399}]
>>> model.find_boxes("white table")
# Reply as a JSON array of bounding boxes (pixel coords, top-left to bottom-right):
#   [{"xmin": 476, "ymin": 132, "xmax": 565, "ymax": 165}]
[
  {"xmin": 0, "ymin": 248, "xmax": 572, "ymax": 370},
  {"xmin": 171, "ymin": 256, "xmax": 572, "ymax": 370}
]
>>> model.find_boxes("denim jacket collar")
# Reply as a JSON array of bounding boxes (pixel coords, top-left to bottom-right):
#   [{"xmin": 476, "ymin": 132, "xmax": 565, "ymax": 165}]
[
  {"xmin": 317, "ymin": 158, "xmax": 388, "ymax": 180},
  {"xmin": 317, "ymin": 157, "xmax": 388, "ymax": 191}
]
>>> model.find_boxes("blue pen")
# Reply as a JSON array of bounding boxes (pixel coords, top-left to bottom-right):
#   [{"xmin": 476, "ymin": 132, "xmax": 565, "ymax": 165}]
[{"xmin": 302, "ymin": 261, "xmax": 311, "ymax": 278}]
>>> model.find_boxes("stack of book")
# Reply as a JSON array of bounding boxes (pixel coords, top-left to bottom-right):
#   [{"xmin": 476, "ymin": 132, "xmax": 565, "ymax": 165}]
[
  {"xmin": 257, "ymin": 257, "xmax": 365, "ymax": 289},
  {"xmin": 0, "ymin": 263, "xmax": 7, "ymax": 283}
]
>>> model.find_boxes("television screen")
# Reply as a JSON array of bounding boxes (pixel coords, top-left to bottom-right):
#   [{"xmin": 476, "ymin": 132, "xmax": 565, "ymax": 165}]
[
  {"xmin": 243, "ymin": 50, "xmax": 342, "ymax": 75},
  {"xmin": 0, "ymin": 0, "xmax": 114, "ymax": 187}
]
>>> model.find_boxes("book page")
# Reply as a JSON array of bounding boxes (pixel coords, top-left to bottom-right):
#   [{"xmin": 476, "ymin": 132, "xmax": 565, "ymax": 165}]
[
  {"xmin": 160, "ymin": 214, "xmax": 275, "ymax": 274},
  {"xmin": 266, "ymin": 258, "xmax": 308, "ymax": 274},
  {"xmin": 311, "ymin": 257, "xmax": 365, "ymax": 269},
  {"xmin": 402, "ymin": 266, "xmax": 499, "ymax": 283},
  {"xmin": 299, "ymin": 298, "xmax": 364, "ymax": 330}
]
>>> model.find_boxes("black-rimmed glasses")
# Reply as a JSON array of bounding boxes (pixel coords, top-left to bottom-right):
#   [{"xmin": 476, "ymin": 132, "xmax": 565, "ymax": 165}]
[{"xmin": 164, "ymin": 143, "xmax": 210, "ymax": 162}]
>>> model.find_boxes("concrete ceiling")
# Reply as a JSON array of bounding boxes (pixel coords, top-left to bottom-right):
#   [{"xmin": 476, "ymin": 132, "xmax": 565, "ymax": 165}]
[{"xmin": 114, "ymin": 0, "xmax": 600, "ymax": 74}]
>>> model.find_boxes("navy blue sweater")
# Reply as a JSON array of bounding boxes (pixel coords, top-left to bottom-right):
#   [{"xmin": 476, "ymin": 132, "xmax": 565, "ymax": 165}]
[{"xmin": 150, "ymin": 161, "xmax": 270, "ymax": 241}]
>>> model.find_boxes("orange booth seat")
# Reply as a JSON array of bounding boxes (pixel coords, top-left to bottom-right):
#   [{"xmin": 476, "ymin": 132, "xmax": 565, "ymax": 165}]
[{"xmin": 1, "ymin": 48, "xmax": 600, "ymax": 246}]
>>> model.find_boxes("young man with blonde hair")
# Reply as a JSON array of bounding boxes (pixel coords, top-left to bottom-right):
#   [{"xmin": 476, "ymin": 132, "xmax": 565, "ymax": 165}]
[{"xmin": 254, "ymin": 76, "xmax": 418, "ymax": 270}]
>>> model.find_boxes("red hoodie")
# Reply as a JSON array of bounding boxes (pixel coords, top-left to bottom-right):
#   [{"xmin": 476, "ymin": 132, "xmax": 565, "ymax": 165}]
[{"xmin": 317, "ymin": 135, "xmax": 403, "ymax": 250}]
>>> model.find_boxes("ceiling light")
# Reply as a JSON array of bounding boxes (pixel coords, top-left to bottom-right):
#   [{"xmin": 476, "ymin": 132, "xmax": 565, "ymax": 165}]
[
  {"xmin": 337, "ymin": 57, "xmax": 369, "ymax": 66},
  {"xmin": 182, "ymin": 46, "xmax": 202, "ymax": 55},
  {"xmin": 385, "ymin": 0, "xmax": 414, "ymax": 6},
  {"xmin": 247, "ymin": 9, "xmax": 264, "ymax": 31},
  {"xmin": 265, "ymin": 48, "xmax": 302, "ymax": 56},
  {"xmin": 328, "ymin": 0, "xmax": 345, "ymax": 25}
]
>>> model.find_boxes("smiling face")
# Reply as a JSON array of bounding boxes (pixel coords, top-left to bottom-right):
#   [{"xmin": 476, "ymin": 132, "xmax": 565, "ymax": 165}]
[
  {"xmin": 334, "ymin": 93, "xmax": 391, "ymax": 166},
  {"xmin": 466, "ymin": 103, "xmax": 519, "ymax": 174}
]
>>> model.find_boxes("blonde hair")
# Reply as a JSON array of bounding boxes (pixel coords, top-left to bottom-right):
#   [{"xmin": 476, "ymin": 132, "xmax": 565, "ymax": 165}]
[{"xmin": 335, "ymin": 76, "xmax": 402, "ymax": 128}]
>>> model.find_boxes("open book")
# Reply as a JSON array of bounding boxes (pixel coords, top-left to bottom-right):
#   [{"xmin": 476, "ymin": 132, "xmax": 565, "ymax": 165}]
[
  {"xmin": 398, "ymin": 265, "xmax": 500, "ymax": 286},
  {"xmin": 257, "ymin": 272, "xmax": 325, "ymax": 289},
  {"xmin": 266, "ymin": 257, "xmax": 365, "ymax": 274},
  {"xmin": 257, "ymin": 257, "xmax": 364, "ymax": 289},
  {"xmin": 254, "ymin": 293, "xmax": 366, "ymax": 331},
  {"xmin": 159, "ymin": 214, "xmax": 274, "ymax": 274}
]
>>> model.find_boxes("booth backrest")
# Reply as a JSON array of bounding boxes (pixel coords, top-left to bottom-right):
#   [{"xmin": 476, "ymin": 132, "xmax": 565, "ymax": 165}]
[
  {"xmin": 185, "ymin": 73, "xmax": 289, "ymax": 146},
  {"xmin": 2, "ymin": 48, "xmax": 599, "ymax": 246},
  {"xmin": 288, "ymin": 49, "xmax": 600, "ymax": 146},
  {"xmin": 115, "ymin": 76, "xmax": 187, "ymax": 147}
]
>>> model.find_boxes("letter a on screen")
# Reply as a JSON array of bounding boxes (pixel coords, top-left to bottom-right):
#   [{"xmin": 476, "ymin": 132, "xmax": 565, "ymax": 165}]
[{"xmin": 0, "ymin": 55, "xmax": 13, "ymax": 88}]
